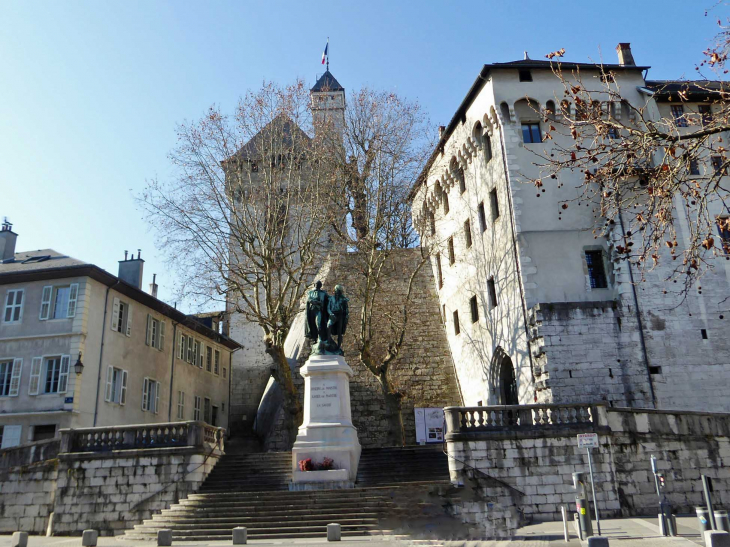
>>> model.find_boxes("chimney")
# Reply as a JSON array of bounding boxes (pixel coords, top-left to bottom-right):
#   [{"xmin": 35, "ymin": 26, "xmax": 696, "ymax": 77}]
[
  {"xmin": 0, "ymin": 219, "xmax": 17, "ymax": 262},
  {"xmin": 616, "ymin": 43, "xmax": 635, "ymax": 66},
  {"xmin": 438, "ymin": 126, "xmax": 446, "ymax": 139},
  {"xmin": 118, "ymin": 249, "xmax": 144, "ymax": 289},
  {"xmin": 149, "ymin": 273, "xmax": 159, "ymax": 299}
]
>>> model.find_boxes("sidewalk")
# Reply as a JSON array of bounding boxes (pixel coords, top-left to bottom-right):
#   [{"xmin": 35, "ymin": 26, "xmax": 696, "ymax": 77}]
[{"xmin": 0, "ymin": 516, "xmax": 708, "ymax": 546}]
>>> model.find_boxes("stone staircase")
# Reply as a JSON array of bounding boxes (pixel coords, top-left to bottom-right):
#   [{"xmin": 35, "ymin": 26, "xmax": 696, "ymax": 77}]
[{"xmin": 125, "ymin": 446, "xmax": 453, "ymax": 542}]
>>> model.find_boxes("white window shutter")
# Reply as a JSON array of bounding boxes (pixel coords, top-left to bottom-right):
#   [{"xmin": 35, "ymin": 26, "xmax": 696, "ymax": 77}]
[
  {"xmin": 28, "ymin": 357, "xmax": 41, "ymax": 395},
  {"xmin": 58, "ymin": 355, "xmax": 70, "ymax": 393},
  {"xmin": 67, "ymin": 283, "xmax": 79, "ymax": 318},
  {"xmin": 145, "ymin": 314, "xmax": 152, "ymax": 346},
  {"xmin": 142, "ymin": 378, "xmax": 149, "ymax": 411},
  {"xmin": 159, "ymin": 321, "xmax": 166, "ymax": 350},
  {"xmin": 125, "ymin": 305, "xmax": 132, "ymax": 337},
  {"xmin": 111, "ymin": 297, "xmax": 120, "ymax": 331},
  {"xmin": 120, "ymin": 370, "xmax": 128, "ymax": 405},
  {"xmin": 198, "ymin": 342, "xmax": 203, "ymax": 368},
  {"xmin": 105, "ymin": 366, "xmax": 113, "ymax": 402},
  {"xmin": 40, "ymin": 286, "xmax": 52, "ymax": 320},
  {"xmin": 155, "ymin": 381, "xmax": 161, "ymax": 414},
  {"xmin": 178, "ymin": 333, "xmax": 184, "ymax": 359},
  {"xmin": 3, "ymin": 291, "xmax": 12, "ymax": 321},
  {"xmin": 9, "ymin": 359, "xmax": 22, "ymax": 397}
]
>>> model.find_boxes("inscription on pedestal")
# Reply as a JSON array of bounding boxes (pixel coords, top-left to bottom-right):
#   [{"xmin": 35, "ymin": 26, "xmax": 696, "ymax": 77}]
[{"xmin": 311, "ymin": 379, "xmax": 340, "ymax": 414}]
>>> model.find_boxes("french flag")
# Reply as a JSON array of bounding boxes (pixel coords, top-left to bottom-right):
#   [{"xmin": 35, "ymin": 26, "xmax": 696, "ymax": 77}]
[{"xmin": 321, "ymin": 40, "xmax": 328, "ymax": 65}]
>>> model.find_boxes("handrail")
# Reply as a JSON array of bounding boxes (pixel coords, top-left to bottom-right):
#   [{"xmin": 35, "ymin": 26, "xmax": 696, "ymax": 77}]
[{"xmin": 445, "ymin": 403, "xmax": 598, "ymax": 435}]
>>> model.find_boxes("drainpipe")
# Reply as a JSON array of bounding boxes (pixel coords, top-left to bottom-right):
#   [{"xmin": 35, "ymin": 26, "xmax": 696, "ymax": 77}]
[
  {"xmin": 496, "ymin": 119, "xmax": 537, "ymax": 396},
  {"xmin": 167, "ymin": 322, "xmax": 179, "ymax": 421},
  {"xmin": 93, "ymin": 281, "xmax": 121, "ymax": 426},
  {"xmin": 616, "ymin": 206, "xmax": 657, "ymax": 408}
]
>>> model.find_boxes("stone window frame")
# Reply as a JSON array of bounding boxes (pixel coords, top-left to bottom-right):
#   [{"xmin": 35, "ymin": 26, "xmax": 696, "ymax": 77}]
[{"xmin": 582, "ymin": 245, "xmax": 613, "ymax": 291}]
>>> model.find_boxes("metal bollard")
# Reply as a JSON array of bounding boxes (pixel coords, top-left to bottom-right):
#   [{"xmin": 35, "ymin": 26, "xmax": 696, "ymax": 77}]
[
  {"xmin": 327, "ymin": 523, "xmax": 341, "ymax": 541},
  {"xmin": 574, "ymin": 472, "xmax": 593, "ymax": 539},
  {"xmin": 699, "ymin": 507, "xmax": 713, "ymax": 534},
  {"xmin": 233, "ymin": 526, "xmax": 248, "ymax": 544},
  {"xmin": 716, "ymin": 511, "xmax": 730, "ymax": 533},
  {"xmin": 10, "ymin": 532, "xmax": 28, "ymax": 547},
  {"xmin": 82, "ymin": 529, "xmax": 99, "ymax": 546}
]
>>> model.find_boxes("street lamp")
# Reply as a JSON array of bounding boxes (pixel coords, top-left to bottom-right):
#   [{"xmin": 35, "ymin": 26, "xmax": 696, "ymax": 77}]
[{"xmin": 74, "ymin": 352, "xmax": 84, "ymax": 375}]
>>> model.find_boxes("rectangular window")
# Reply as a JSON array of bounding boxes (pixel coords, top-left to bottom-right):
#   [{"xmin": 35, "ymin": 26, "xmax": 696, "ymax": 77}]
[
  {"xmin": 3, "ymin": 289, "xmax": 23, "ymax": 323},
  {"xmin": 443, "ymin": 194, "xmax": 449, "ymax": 216},
  {"xmin": 470, "ymin": 295, "xmax": 479, "ymax": 324},
  {"xmin": 448, "ymin": 237, "xmax": 455, "ymax": 265},
  {"xmin": 204, "ymin": 397, "xmax": 212, "ymax": 423},
  {"xmin": 717, "ymin": 217, "xmax": 730, "ymax": 254},
  {"xmin": 146, "ymin": 315, "xmax": 159, "ymax": 348},
  {"xmin": 196, "ymin": 341, "xmax": 204, "ymax": 368},
  {"xmin": 689, "ymin": 159, "xmax": 700, "ymax": 176},
  {"xmin": 179, "ymin": 333, "xmax": 186, "ymax": 359},
  {"xmin": 487, "ymin": 277, "xmax": 498, "ymax": 309},
  {"xmin": 44, "ymin": 356, "xmax": 69, "ymax": 394},
  {"xmin": 464, "ymin": 219, "xmax": 472, "ymax": 249},
  {"xmin": 40, "ymin": 283, "xmax": 79, "ymax": 321},
  {"xmin": 712, "ymin": 156, "xmax": 726, "ymax": 175},
  {"xmin": 187, "ymin": 335, "xmax": 194, "ymax": 363},
  {"xmin": 0, "ymin": 359, "xmax": 21, "ymax": 397},
  {"xmin": 177, "ymin": 391, "xmax": 185, "ymax": 420},
  {"xmin": 436, "ymin": 253, "xmax": 443, "ymax": 289},
  {"xmin": 142, "ymin": 378, "xmax": 161, "ymax": 413},
  {"xmin": 453, "ymin": 310, "xmax": 460, "ymax": 335},
  {"xmin": 206, "ymin": 346, "xmax": 213, "ymax": 373},
  {"xmin": 214, "ymin": 350, "xmax": 220, "ymax": 376},
  {"xmin": 478, "ymin": 202, "xmax": 487, "ymax": 233},
  {"xmin": 458, "ymin": 168, "xmax": 466, "ymax": 194},
  {"xmin": 223, "ymin": 367, "xmax": 227, "ymax": 379},
  {"xmin": 490, "ymin": 188, "xmax": 500, "ymax": 221},
  {"xmin": 32, "ymin": 425, "xmax": 56, "ymax": 442},
  {"xmin": 518, "ymin": 69, "xmax": 532, "ymax": 82},
  {"xmin": 699, "ymin": 104, "xmax": 712, "ymax": 126},
  {"xmin": 442, "ymin": 304, "xmax": 446, "ymax": 323},
  {"xmin": 104, "ymin": 366, "xmax": 128, "ymax": 405},
  {"xmin": 671, "ymin": 105, "xmax": 687, "ymax": 127},
  {"xmin": 521, "ymin": 123, "xmax": 541, "ymax": 143},
  {"xmin": 194, "ymin": 396, "xmax": 202, "ymax": 421},
  {"xmin": 585, "ymin": 250, "xmax": 608, "ymax": 289},
  {"xmin": 111, "ymin": 297, "xmax": 131, "ymax": 336},
  {"xmin": 429, "ymin": 212, "xmax": 436, "ymax": 236}
]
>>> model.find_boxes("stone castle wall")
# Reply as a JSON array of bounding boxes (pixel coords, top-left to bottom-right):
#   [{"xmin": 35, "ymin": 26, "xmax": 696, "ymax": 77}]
[
  {"xmin": 263, "ymin": 249, "xmax": 463, "ymax": 449},
  {"xmin": 447, "ymin": 406, "xmax": 730, "ymax": 526}
]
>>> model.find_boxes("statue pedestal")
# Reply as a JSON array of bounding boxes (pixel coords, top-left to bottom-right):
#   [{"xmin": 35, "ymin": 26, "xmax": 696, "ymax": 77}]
[{"xmin": 290, "ymin": 354, "xmax": 361, "ymax": 490}]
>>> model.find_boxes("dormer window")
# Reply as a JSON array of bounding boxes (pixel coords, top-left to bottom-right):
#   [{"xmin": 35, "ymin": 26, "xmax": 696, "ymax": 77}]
[{"xmin": 519, "ymin": 70, "xmax": 532, "ymax": 82}]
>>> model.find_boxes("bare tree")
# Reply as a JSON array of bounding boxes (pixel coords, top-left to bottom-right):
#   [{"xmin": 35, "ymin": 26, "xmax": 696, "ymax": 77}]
[
  {"xmin": 329, "ymin": 88, "xmax": 435, "ymax": 445},
  {"xmin": 139, "ymin": 80, "xmax": 339, "ymax": 436},
  {"xmin": 529, "ymin": 21, "xmax": 730, "ymax": 291}
]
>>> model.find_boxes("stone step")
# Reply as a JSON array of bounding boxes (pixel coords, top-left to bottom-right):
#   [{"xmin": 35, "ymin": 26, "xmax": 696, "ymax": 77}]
[
  {"xmin": 124, "ymin": 528, "xmax": 383, "ymax": 541},
  {"xmin": 187, "ymin": 488, "xmax": 389, "ymax": 499},
  {"xmin": 137, "ymin": 517, "xmax": 379, "ymax": 531},
  {"xmin": 146, "ymin": 511, "xmax": 382, "ymax": 524},
  {"xmin": 173, "ymin": 499, "xmax": 391, "ymax": 511}
]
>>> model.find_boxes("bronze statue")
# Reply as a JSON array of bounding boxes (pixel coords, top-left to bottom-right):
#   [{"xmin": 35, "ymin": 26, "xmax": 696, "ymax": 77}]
[{"xmin": 305, "ymin": 281, "xmax": 348, "ymax": 355}]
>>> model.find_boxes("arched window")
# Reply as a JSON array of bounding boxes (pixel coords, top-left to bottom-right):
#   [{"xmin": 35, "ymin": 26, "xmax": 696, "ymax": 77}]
[
  {"xmin": 545, "ymin": 100, "xmax": 556, "ymax": 117},
  {"xmin": 500, "ymin": 102, "xmax": 511, "ymax": 122},
  {"xmin": 472, "ymin": 121, "xmax": 484, "ymax": 147},
  {"xmin": 499, "ymin": 356, "xmax": 518, "ymax": 405}
]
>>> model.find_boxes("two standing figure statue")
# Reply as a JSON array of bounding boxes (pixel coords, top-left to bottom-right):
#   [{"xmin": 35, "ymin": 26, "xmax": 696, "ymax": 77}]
[{"xmin": 305, "ymin": 281, "xmax": 349, "ymax": 356}]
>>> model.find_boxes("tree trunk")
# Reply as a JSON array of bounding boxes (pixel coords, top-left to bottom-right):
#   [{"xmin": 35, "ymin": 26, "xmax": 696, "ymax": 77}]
[
  {"xmin": 376, "ymin": 372, "xmax": 405, "ymax": 447},
  {"xmin": 266, "ymin": 344, "xmax": 302, "ymax": 446}
]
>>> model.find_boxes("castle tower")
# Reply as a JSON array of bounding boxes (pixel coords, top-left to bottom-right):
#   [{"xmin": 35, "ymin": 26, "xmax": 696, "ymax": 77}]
[{"xmin": 311, "ymin": 70, "xmax": 345, "ymax": 137}]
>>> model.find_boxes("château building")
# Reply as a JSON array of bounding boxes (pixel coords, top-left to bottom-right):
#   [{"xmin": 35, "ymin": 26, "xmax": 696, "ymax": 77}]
[{"xmin": 410, "ymin": 44, "xmax": 730, "ymax": 412}]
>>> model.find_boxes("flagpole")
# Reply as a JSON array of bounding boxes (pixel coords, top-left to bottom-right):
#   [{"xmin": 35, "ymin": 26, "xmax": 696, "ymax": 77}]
[{"xmin": 327, "ymin": 37, "xmax": 330, "ymax": 71}]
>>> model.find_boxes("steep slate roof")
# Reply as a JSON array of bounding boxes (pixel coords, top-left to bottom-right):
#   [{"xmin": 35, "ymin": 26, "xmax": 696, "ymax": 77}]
[
  {"xmin": 311, "ymin": 70, "xmax": 344, "ymax": 92},
  {"xmin": 228, "ymin": 114, "xmax": 312, "ymax": 163},
  {"xmin": 408, "ymin": 58, "xmax": 649, "ymax": 201},
  {"xmin": 0, "ymin": 249, "xmax": 241, "ymax": 349},
  {"xmin": 645, "ymin": 80, "xmax": 729, "ymax": 101}
]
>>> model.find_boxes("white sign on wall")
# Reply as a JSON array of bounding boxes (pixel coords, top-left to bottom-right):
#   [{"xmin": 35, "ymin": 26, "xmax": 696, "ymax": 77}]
[
  {"xmin": 577, "ymin": 433, "xmax": 599, "ymax": 449},
  {"xmin": 415, "ymin": 408, "xmax": 445, "ymax": 444},
  {"xmin": 1, "ymin": 425, "xmax": 22, "ymax": 449}
]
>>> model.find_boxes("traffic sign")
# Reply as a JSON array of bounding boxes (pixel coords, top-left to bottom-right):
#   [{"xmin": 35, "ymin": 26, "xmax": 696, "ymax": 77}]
[{"xmin": 577, "ymin": 433, "xmax": 599, "ymax": 449}]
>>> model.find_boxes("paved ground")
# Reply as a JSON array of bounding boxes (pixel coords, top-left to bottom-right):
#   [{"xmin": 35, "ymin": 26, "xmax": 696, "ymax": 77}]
[{"xmin": 0, "ymin": 516, "xmax": 709, "ymax": 546}]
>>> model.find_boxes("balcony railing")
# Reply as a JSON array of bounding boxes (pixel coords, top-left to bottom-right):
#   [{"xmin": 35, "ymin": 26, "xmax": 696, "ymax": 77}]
[
  {"xmin": 60, "ymin": 421, "xmax": 224, "ymax": 453},
  {"xmin": 445, "ymin": 403, "xmax": 600, "ymax": 437}
]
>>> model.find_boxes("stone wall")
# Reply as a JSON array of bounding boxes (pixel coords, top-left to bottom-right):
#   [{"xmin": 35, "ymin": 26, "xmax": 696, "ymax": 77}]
[
  {"xmin": 446, "ymin": 405, "xmax": 730, "ymax": 525},
  {"xmin": 262, "ymin": 250, "xmax": 463, "ymax": 450},
  {"xmin": 0, "ymin": 422, "xmax": 222, "ymax": 536}
]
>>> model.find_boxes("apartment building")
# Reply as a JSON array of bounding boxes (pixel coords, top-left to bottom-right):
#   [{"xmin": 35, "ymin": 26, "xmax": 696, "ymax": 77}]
[{"xmin": 0, "ymin": 222, "xmax": 240, "ymax": 447}]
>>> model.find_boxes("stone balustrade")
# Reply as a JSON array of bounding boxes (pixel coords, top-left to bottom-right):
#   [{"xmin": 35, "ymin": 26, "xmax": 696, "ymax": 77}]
[
  {"xmin": 60, "ymin": 420, "xmax": 224, "ymax": 453},
  {"xmin": 445, "ymin": 403, "xmax": 600, "ymax": 439}
]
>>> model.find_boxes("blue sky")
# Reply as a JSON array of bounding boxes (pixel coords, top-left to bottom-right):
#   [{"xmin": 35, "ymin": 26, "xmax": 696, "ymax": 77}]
[{"xmin": 0, "ymin": 0, "xmax": 720, "ymax": 310}]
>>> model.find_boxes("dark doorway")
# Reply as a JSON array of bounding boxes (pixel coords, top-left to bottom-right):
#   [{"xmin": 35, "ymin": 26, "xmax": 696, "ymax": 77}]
[
  {"xmin": 211, "ymin": 406, "xmax": 219, "ymax": 427},
  {"xmin": 499, "ymin": 357, "xmax": 518, "ymax": 405}
]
